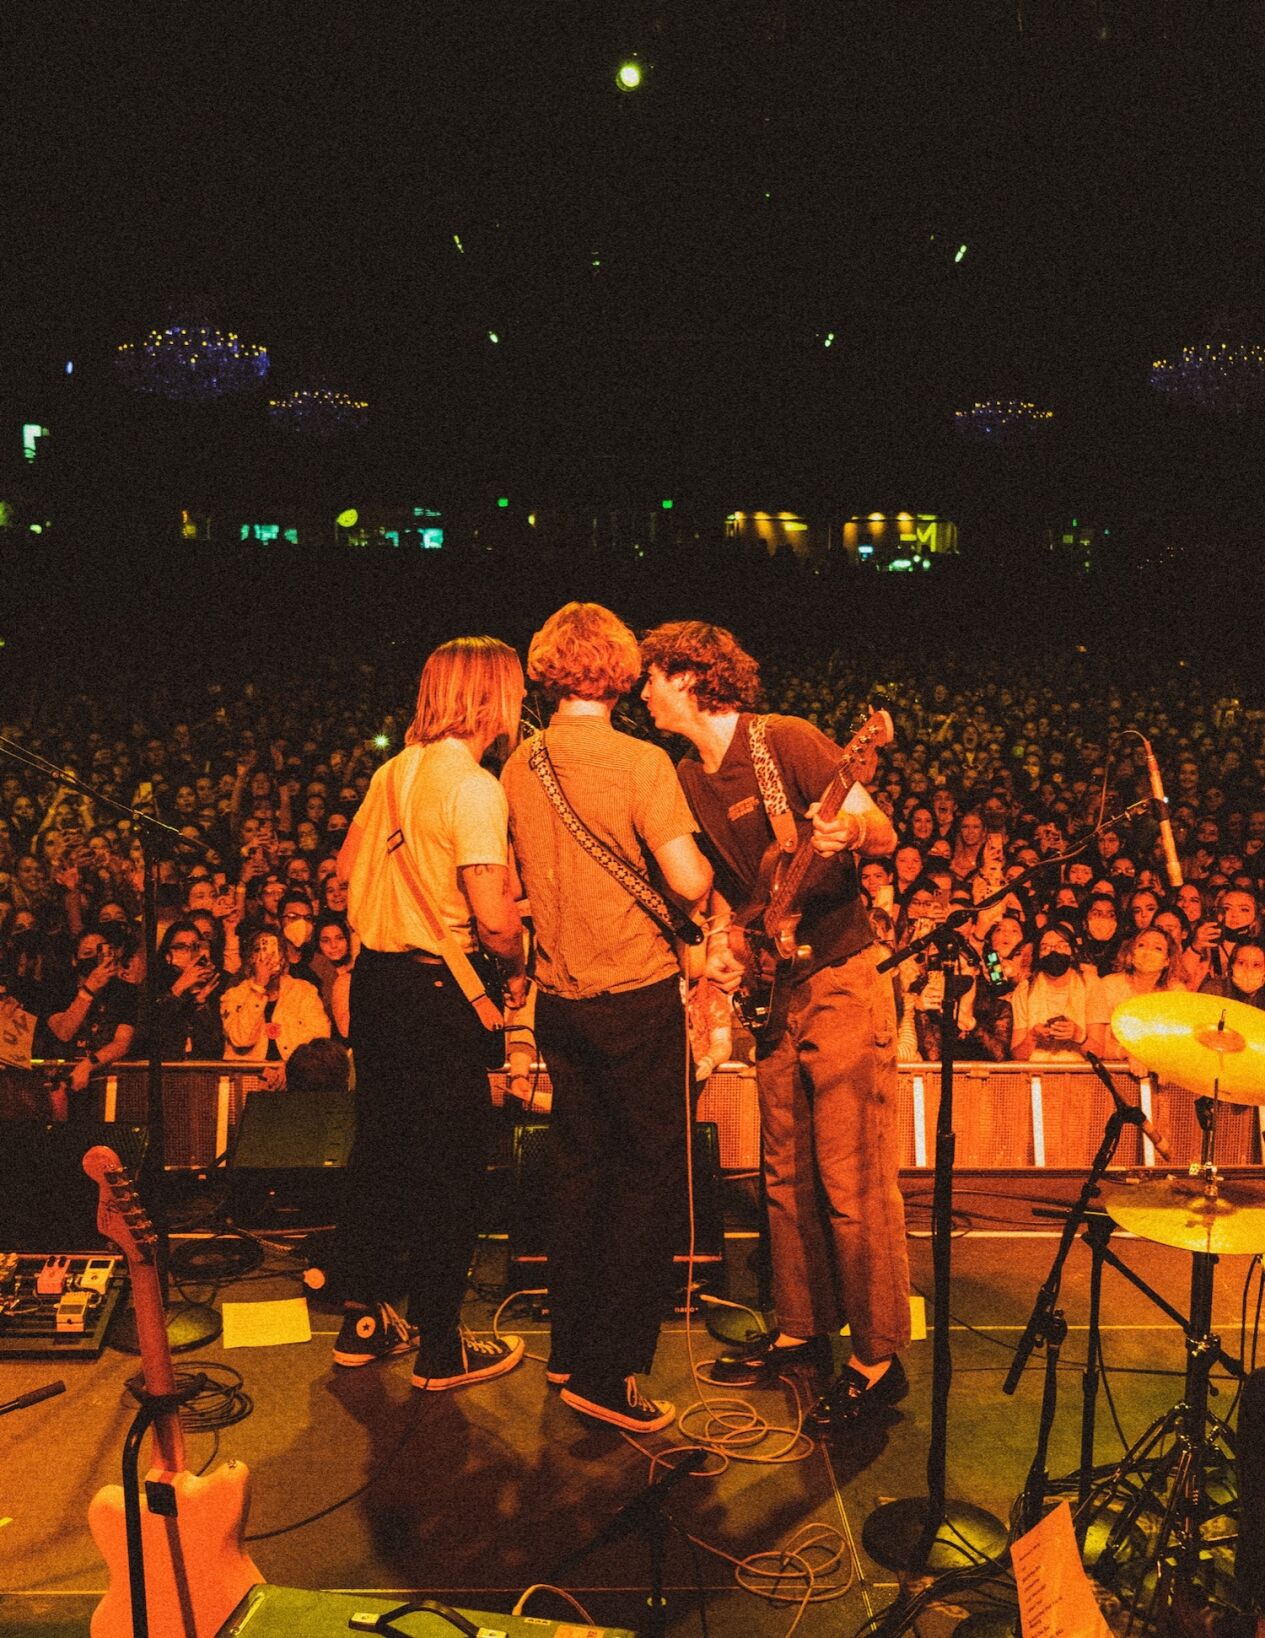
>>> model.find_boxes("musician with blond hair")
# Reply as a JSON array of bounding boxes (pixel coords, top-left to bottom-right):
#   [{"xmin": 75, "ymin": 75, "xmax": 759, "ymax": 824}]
[
  {"xmin": 503, "ymin": 602, "xmax": 713, "ymax": 1433},
  {"xmin": 640, "ymin": 619, "xmax": 911, "ymax": 1432},
  {"xmin": 330, "ymin": 636, "xmax": 528, "ymax": 1393}
]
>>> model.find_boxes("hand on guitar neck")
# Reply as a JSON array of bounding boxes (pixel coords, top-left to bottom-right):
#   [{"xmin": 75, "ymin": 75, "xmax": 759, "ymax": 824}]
[{"xmin": 805, "ymin": 800, "xmax": 887, "ymax": 859}]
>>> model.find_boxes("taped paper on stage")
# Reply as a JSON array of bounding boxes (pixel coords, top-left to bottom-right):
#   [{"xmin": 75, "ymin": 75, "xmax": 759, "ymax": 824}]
[
  {"xmin": 221, "ymin": 1296, "xmax": 312, "ymax": 1349},
  {"xmin": 1011, "ymin": 1499, "xmax": 1112, "ymax": 1638},
  {"xmin": 842, "ymin": 1294, "xmax": 926, "ymax": 1342}
]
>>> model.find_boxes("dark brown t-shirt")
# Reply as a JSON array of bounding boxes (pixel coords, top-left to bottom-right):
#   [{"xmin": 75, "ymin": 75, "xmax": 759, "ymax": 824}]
[{"xmin": 677, "ymin": 713, "xmax": 872, "ymax": 974}]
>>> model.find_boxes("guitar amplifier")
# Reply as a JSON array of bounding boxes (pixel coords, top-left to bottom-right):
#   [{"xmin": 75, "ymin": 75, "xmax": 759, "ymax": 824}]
[
  {"xmin": 695, "ymin": 1060, "xmax": 761, "ymax": 1171},
  {"xmin": 217, "ymin": 1585, "xmax": 637, "ymax": 1636}
]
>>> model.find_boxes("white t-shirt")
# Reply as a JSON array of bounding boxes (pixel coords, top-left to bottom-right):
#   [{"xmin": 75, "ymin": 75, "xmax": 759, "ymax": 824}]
[
  {"xmin": 346, "ymin": 739, "xmax": 508, "ymax": 955},
  {"xmin": 1011, "ymin": 966, "xmax": 1093, "ymax": 1061}
]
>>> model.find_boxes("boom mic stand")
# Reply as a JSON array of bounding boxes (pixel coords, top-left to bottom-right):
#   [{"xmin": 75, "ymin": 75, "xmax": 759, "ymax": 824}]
[
  {"xmin": 862, "ymin": 803, "xmax": 1151, "ymax": 1632},
  {"xmin": 862, "ymin": 913, "xmax": 1008, "ymax": 1589},
  {"xmin": 0, "ymin": 734, "xmax": 220, "ymax": 1351}
]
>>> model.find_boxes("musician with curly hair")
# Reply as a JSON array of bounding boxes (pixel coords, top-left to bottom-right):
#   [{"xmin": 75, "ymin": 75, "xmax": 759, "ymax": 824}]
[
  {"xmin": 503, "ymin": 602, "xmax": 713, "ymax": 1434},
  {"xmin": 641, "ymin": 619, "xmax": 911, "ymax": 1432}
]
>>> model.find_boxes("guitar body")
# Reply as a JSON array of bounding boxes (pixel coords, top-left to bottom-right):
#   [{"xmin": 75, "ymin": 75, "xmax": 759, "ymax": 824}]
[
  {"xmin": 729, "ymin": 912, "xmax": 805, "ymax": 1047},
  {"xmin": 88, "ymin": 1462, "xmax": 262, "ymax": 1638}
]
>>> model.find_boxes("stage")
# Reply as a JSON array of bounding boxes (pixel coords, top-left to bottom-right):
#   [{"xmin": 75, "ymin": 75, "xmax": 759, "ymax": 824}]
[{"xmin": 0, "ymin": 1181, "xmax": 1257, "ymax": 1638}]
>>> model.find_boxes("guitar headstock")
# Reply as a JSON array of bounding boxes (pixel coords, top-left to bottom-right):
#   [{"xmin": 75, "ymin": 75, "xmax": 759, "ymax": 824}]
[
  {"xmin": 840, "ymin": 708, "xmax": 895, "ymax": 786},
  {"xmin": 82, "ymin": 1146, "xmax": 156, "ymax": 1268},
  {"xmin": 860, "ymin": 707, "xmax": 894, "ymax": 750}
]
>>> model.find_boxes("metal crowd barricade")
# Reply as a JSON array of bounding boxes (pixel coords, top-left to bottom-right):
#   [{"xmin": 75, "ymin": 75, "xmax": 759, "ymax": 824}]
[
  {"xmin": 896, "ymin": 1060, "xmax": 1263, "ymax": 1171},
  {"xmin": 0, "ymin": 1060, "xmax": 263, "ymax": 1170},
  {"xmin": 1, "ymin": 1058, "xmax": 1260, "ymax": 1174}
]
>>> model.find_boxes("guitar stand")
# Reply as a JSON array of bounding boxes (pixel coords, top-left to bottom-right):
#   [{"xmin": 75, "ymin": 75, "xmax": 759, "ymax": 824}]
[{"xmin": 119, "ymin": 1371, "xmax": 208, "ymax": 1638}]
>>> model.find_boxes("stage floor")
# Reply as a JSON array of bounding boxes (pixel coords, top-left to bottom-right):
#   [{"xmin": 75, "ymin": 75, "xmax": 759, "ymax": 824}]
[{"xmin": 0, "ymin": 1197, "xmax": 1257, "ymax": 1637}]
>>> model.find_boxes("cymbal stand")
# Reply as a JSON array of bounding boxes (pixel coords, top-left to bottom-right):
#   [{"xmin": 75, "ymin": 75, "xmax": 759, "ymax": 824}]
[
  {"xmin": 1001, "ymin": 1093, "xmax": 1144, "ymax": 1521},
  {"xmin": 1084, "ymin": 1089, "xmax": 1240, "ymax": 1633},
  {"xmin": 1068, "ymin": 1204, "xmax": 1242, "ymax": 1519}
]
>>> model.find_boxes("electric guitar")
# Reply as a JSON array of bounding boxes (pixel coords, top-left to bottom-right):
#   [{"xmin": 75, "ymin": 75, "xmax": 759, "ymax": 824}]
[
  {"xmin": 82, "ymin": 1146, "xmax": 263, "ymax": 1638},
  {"xmin": 730, "ymin": 709, "xmax": 894, "ymax": 1045}
]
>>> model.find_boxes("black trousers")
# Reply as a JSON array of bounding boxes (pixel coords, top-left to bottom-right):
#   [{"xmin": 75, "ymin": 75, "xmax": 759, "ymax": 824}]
[
  {"xmin": 332, "ymin": 950, "xmax": 496, "ymax": 1342},
  {"xmin": 536, "ymin": 976, "xmax": 689, "ymax": 1384}
]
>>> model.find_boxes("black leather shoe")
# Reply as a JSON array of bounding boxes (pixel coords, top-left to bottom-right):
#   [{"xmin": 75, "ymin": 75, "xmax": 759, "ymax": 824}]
[
  {"xmin": 808, "ymin": 1356, "xmax": 908, "ymax": 1429},
  {"xmin": 709, "ymin": 1330, "xmax": 831, "ymax": 1385}
]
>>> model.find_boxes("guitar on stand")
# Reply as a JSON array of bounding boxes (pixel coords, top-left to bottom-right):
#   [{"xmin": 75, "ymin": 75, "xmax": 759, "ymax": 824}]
[
  {"xmin": 82, "ymin": 1146, "xmax": 263, "ymax": 1638},
  {"xmin": 730, "ymin": 709, "xmax": 894, "ymax": 1046}
]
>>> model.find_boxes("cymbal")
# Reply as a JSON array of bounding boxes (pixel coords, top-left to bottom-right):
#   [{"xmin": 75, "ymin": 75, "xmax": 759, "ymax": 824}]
[
  {"xmin": 1110, "ymin": 989, "xmax": 1265, "ymax": 1103},
  {"xmin": 1100, "ymin": 1174, "xmax": 1265, "ymax": 1255}
]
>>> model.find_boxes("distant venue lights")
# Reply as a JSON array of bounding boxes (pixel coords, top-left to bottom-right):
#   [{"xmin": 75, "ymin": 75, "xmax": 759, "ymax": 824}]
[
  {"xmin": 267, "ymin": 389, "xmax": 369, "ymax": 439},
  {"xmin": 115, "ymin": 324, "xmax": 269, "ymax": 401},
  {"xmin": 1149, "ymin": 342, "xmax": 1265, "ymax": 413},
  {"xmin": 954, "ymin": 399, "xmax": 1053, "ymax": 445}
]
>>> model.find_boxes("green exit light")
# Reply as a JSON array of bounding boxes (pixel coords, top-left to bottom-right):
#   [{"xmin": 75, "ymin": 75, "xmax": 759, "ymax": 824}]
[
  {"xmin": 660, "ymin": 498, "xmax": 674, "ymax": 510},
  {"xmin": 22, "ymin": 424, "xmax": 49, "ymax": 463},
  {"xmin": 497, "ymin": 496, "xmax": 510, "ymax": 509}
]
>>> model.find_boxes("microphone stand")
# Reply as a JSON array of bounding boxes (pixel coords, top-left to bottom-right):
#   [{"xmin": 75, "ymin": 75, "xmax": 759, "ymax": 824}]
[
  {"xmin": 0, "ymin": 734, "xmax": 220, "ymax": 1352},
  {"xmin": 546, "ymin": 1449, "xmax": 707, "ymax": 1638},
  {"xmin": 861, "ymin": 803, "xmax": 1150, "ymax": 1628},
  {"xmin": 862, "ymin": 911, "xmax": 1008, "ymax": 1587}
]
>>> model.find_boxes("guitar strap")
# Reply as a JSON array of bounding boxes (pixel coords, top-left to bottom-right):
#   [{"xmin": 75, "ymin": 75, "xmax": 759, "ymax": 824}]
[
  {"xmin": 527, "ymin": 732, "xmax": 702, "ymax": 947},
  {"xmin": 746, "ymin": 715, "xmax": 799, "ymax": 852},
  {"xmin": 382, "ymin": 753, "xmax": 504, "ymax": 1031}
]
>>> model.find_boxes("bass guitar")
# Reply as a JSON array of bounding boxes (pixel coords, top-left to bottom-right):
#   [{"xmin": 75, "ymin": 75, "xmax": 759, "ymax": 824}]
[
  {"xmin": 82, "ymin": 1146, "xmax": 263, "ymax": 1638},
  {"xmin": 731, "ymin": 709, "xmax": 894, "ymax": 1045}
]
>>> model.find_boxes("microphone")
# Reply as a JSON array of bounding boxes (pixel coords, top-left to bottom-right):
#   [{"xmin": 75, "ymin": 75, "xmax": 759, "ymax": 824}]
[
  {"xmin": 1085, "ymin": 1050, "xmax": 1171, "ymax": 1161},
  {"xmin": 1142, "ymin": 737, "xmax": 1183, "ymax": 890}
]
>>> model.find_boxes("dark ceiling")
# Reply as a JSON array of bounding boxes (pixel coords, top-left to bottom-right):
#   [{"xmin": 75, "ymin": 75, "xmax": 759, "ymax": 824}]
[{"xmin": 6, "ymin": 2, "xmax": 1264, "ymax": 503}]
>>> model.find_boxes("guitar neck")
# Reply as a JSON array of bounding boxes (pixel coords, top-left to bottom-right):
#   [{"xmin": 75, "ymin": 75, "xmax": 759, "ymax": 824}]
[
  {"xmin": 82, "ymin": 1146, "xmax": 187, "ymax": 1475},
  {"xmin": 766, "ymin": 775, "xmax": 846, "ymax": 923},
  {"xmin": 764, "ymin": 712, "xmax": 891, "ymax": 928},
  {"xmin": 131, "ymin": 1261, "xmax": 187, "ymax": 1474}
]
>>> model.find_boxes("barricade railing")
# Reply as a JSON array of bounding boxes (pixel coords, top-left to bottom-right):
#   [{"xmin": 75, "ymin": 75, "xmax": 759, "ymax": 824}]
[{"xmin": 1, "ymin": 1058, "xmax": 1260, "ymax": 1173}]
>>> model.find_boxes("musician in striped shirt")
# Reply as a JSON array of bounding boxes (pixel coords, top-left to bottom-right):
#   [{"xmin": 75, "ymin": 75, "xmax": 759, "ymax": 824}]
[{"xmin": 503, "ymin": 602, "xmax": 713, "ymax": 1434}]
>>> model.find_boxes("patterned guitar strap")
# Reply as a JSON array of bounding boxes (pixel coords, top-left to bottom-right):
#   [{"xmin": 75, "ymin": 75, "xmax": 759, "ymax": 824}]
[
  {"xmin": 747, "ymin": 715, "xmax": 799, "ymax": 853},
  {"xmin": 527, "ymin": 731, "xmax": 701, "ymax": 947}
]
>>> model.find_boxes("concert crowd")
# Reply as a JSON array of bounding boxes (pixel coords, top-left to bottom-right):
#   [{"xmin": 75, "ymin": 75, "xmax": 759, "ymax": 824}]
[{"xmin": 1, "ymin": 632, "xmax": 1264, "ymax": 1086}]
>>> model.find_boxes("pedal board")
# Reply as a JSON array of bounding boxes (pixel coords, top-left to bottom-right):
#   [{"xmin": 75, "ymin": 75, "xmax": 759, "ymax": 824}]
[
  {"xmin": 0, "ymin": 1251, "xmax": 123, "ymax": 1358},
  {"xmin": 218, "ymin": 1586, "xmax": 637, "ymax": 1638}
]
